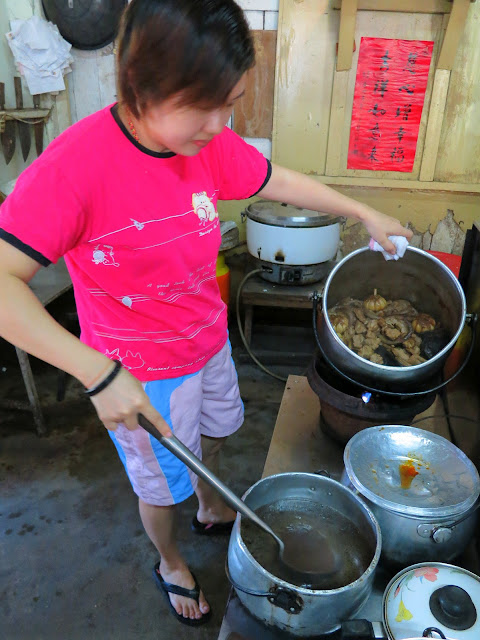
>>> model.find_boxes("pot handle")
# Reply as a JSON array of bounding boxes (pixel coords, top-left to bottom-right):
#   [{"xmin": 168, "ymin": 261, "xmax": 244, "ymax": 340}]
[
  {"xmin": 225, "ymin": 560, "xmax": 271, "ymax": 597},
  {"xmin": 225, "ymin": 561, "xmax": 303, "ymax": 614},
  {"xmin": 417, "ymin": 496, "xmax": 480, "ymax": 543},
  {"xmin": 432, "ymin": 496, "xmax": 480, "ymax": 536},
  {"xmin": 314, "ymin": 469, "xmax": 331, "ymax": 478},
  {"xmin": 311, "ymin": 293, "xmax": 478, "ymax": 398},
  {"xmin": 339, "ymin": 621, "xmax": 446, "ymax": 639},
  {"xmin": 423, "ymin": 629, "xmax": 446, "ymax": 639}
]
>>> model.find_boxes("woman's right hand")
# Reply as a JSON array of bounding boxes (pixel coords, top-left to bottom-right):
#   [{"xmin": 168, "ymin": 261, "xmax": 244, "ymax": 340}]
[{"xmin": 89, "ymin": 366, "xmax": 172, "ymax": 437}]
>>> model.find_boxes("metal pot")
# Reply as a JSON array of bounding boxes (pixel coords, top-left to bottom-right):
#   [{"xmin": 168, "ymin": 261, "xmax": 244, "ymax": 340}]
[
  {"xmin": 342, "ymin": 426, "xmax": 480, "ymax": 568},
  {"xmin": 342, "ymin": 562, "xmax": 480, "ymax": 640},
  {"xmin": 241, "ymin": 201, "xmax": 341, "ymax": 284},
  {"xmin": 226, "ymin": 472, "xmax": 382, "ymax": 637},
  {"xmin": 316, "ymin": 246, "xmax": 466, "ymax": 389}
]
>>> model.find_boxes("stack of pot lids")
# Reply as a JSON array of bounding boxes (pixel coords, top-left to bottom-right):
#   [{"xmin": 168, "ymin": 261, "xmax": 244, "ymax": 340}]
[
  {"xmin": 343, "ymin": 426, "xmax": 480, "ymax": 518},
  {"xmin": 244, "ymin": 201, "xmax": 341, "ymax": 228}
]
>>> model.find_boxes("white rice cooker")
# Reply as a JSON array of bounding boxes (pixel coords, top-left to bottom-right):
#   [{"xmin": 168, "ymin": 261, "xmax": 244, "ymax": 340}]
[{"xmin": 241, "ymin": 200, "xmax": 341, "ymax": 285}]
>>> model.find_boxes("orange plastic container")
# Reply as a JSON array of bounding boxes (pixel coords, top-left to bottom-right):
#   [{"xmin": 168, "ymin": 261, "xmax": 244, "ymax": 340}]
[{"xmin": 216, "ymin": 253, "xmax": 230, "ymax": 306}]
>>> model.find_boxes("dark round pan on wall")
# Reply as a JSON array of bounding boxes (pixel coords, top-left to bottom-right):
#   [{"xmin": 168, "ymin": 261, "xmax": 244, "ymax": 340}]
[{"xmin": 42, "ymin": 0, "xmax": 127, "ymax": 50}]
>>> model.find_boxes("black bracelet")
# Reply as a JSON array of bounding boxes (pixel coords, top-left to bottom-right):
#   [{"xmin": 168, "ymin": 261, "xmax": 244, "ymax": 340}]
[{"xmin": 85, "ymin": 360, "xmax": 122, "ymax": 397}]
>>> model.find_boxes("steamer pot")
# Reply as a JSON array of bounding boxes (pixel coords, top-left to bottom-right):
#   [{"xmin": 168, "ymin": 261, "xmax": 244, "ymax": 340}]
[
  {"xmin": 226, "ymin": 472, "xmax": 381, "ymax": 637},
  {"xmin": 316, "ymin": 246, "xmax": 466, "ymax": 389},
  {"xmin": 342, "ymin": 426, "xmax": 480, "ymax": 568}
]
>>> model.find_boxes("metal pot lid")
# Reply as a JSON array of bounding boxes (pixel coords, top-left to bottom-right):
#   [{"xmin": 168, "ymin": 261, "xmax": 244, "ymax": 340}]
[
  {"xmin": 344, "ymin": 426, "xmax": 480, "ymax": 517},
  {"xmin": 244, "ymin": 200, "xmax": 341, "ymax": 228},
  {"xmin": 384, "ymin": 562, "xmax": 480, "ymax": 640}
]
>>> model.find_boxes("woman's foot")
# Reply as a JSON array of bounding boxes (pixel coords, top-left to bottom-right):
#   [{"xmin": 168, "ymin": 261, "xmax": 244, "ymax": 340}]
[
  {"xmin": 196, "ymin": 504, "xmax": 236, "ymax": 527},
  {"xmin": 157, "ymin": 560, "xmax": 210, "ymax": 621}
]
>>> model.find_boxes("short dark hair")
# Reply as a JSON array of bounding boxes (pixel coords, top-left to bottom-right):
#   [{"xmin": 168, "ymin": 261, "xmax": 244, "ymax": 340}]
[{"xmin": 116, "ymin": 0, "xmax": 255, "ymax": 118}]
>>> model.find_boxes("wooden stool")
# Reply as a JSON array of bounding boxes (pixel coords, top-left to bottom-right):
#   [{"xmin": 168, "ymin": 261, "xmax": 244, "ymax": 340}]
[{"xmin": 0, "ymin": 259, "xmax": 72, "ymax": 436}]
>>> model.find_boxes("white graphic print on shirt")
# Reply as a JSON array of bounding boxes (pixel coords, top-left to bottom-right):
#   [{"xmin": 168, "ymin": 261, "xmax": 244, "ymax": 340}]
[
  {"xmin": 92, "ymin": 244, "xmax": 119, "ymax": 266},
  {"xmin": 105, "ymin": 348, "xmax": 145, "ymax": 370},
  {"xmin": 86, "ymin": 191, "xmax": 223, "ymax": 373},
  {"xmin": 192, "ymin": 192, "xmax": 217, "ymax": 223}
]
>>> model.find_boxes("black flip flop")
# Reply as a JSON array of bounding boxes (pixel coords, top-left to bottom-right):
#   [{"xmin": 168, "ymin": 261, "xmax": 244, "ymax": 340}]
[
  {"xmin": 191, "ymin": 515, "xmax": 235, "ymax": 536},
  {"xmin": 152, "ymin": 563, "xmax": 212, "ymax": 627}
]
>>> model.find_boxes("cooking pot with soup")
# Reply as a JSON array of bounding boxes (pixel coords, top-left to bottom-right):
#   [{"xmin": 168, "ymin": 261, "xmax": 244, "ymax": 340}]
[{"xmin": 226, "ymin": 472, "xmax": 382, "ymax": 636}]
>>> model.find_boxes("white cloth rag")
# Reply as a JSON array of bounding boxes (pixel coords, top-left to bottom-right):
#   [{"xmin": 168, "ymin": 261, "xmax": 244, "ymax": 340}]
[
  {"xmin": 369, "ymin": 235, "xmax": 409, "ymax": 261},
  {"xmin": 6, "ymin": 16, "xmax": 73, "ymax": 95}
]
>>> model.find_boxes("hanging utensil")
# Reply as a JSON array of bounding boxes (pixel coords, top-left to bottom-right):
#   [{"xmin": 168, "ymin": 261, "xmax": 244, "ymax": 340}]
[
  {"xmin": 0, "ymin": 82, "xmax": 16, "ymax": 164},
  {"xmin": 137, "ymin": 414, "xmax": 337, "ymax": 580},
  {"xmin": 33, "ymin": 94, "xmax": 44, "ymax": 156},
  {"xmin": 14, "ymin": 77, "xmax": 31, "ymax": 161}
]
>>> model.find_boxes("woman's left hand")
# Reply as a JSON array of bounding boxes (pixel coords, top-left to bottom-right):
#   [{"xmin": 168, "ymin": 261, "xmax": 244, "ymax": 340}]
[{"xmin": 361, "ymin": 206, "xmax": 413, "ymax": 255}]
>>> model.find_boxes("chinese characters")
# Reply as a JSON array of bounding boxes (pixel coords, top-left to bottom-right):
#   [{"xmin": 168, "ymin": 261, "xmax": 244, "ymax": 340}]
[{"xmin": 347, "ymin": 38, "xmax": 434, "ymax": 172}]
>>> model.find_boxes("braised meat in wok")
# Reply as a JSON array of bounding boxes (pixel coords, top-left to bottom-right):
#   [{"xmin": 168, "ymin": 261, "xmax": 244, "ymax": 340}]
[{"xmin": 328, "ymin": 290, "xmax": 449, "ymax": 367}]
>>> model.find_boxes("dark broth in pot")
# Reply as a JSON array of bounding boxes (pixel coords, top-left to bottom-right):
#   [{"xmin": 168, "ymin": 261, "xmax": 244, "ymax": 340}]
[{"xmin": 240, "ymin": 497, "xmax": 375, "ymax": 590}]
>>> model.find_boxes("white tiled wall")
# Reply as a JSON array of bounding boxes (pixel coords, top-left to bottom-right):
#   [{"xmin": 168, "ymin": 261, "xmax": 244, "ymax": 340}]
[
  {"xmin": 243, "ymin": 138, "xmax": 272, "ymax": 160},
  {"xmin": 244, "ymin": 10, "xmax": 264, "ymax": 30},
  {"xmin": 237, "ymin": 0, "xmax": 279, "ymax": 11},
  {"xmin": 239, "ymin": 0, "xmax": 280, "ymax": 32},
  {"xmin": 264, "ymin": 11, "xmax": 279, "ymax": 31}
]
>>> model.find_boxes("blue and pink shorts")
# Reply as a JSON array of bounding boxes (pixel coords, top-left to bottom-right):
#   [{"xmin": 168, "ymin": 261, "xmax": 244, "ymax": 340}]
[{"xmin": 108, "ymin": 341, "xmax": 243, "ymax": 506}]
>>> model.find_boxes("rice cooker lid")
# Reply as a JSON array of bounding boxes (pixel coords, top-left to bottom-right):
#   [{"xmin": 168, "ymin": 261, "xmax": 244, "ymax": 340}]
[
  {"xmin": 245, "ymin": 200, "xmax": 341, "ymax": 228},
  {"xmin": 343, "ymin": 426, "xmax": 480, "ymax": 518}
]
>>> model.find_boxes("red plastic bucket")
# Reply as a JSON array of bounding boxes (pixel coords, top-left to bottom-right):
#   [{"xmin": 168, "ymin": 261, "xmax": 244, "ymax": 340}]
[{"xmin": 426, "ymin": 251, "xmax": 461, "ymax": 278}]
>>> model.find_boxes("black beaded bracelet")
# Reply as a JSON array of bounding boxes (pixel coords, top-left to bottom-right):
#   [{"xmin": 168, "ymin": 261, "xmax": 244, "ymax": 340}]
[{"xmin": 85, "ymin": 360, "xmax": 122, "ymax": 397}]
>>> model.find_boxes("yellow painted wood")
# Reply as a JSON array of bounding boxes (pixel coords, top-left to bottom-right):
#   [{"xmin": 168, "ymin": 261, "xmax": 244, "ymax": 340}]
[
  {"xmin": 325, "ymin": 71, "xmax": 350, "ymax": 176},
  {"xmin": 435, "ymin": 0, "xmax": 480, "ymax": 182},
  {"xmin": 314, "ymin": 174, "xmax": 480, "ymax": 193},
  {"xmin": 325, "ymin": 71, "xmax": 349, "ymax": 176},
  {"xmin": 217, "ymin": 188, "xmax": 480, "ymax": 245},
  {"xmin": 273, "ymin": 0, "xmax": 479, "ymax": 195},
  {"xmin": 419, "ymin": 69, "xmax": 451, "ymax": 181},
  {"xmin": 437, "ymin": 0, "xmax": 472, "ymax": 70},
  {"xmin": 333, "ymin": 0, "xmax": 454, "ymax": 13},
  {"xmin": 336, "ymin": 0, "xmax": 358, "ymax": 71},
  {"xmin": 333, "ymin": 185, "xmax": 480, "ymax": 238},
  {"xmin": 272, "ymin": 0, "xmax": 334, "ymax": 175}
]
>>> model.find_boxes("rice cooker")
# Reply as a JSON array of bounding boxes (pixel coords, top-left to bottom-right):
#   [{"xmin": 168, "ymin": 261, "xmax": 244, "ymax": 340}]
[{"xmin": 241, "ymin": 201, "xmax": 341, "ymax": 285}]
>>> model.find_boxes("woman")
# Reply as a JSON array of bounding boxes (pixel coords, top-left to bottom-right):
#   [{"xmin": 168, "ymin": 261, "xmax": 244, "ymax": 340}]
[{"xmin": 0, "ymin": 0, "xmax": 412, "ymax": 626}]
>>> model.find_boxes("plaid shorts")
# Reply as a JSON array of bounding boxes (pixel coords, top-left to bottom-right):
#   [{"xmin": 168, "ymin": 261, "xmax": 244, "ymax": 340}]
[{"xmin": 108, "ymin": 340, "xmax": 243, "ymax": 506}]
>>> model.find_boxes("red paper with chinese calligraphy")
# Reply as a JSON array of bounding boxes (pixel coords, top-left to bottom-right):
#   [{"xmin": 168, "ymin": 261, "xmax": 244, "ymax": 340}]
[{"xmin": 347, "ymin": 38, "xmax": 434, "ymax": 172}]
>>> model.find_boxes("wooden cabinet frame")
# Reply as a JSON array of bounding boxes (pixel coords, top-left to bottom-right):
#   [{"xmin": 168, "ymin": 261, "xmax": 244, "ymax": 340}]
[
  {"xmin": 334, "ymin": 0, "xmax": 473, "ymax": 71},
  {"xmin": 323, "ymin": 0, "xmax": 477, "ymax": 187}
]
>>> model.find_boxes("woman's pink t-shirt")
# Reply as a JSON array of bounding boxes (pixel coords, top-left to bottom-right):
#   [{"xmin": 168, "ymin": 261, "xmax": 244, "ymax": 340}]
[{"xmin": 0, "ymin": 105, "xmax": 270, "ymax": 380}]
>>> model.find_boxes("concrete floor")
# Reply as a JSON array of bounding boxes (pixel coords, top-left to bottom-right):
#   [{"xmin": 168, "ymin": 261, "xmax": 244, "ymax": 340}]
[{"xmin": 0, "ymin": 327, "xmax": 292, "ymax": 640}]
